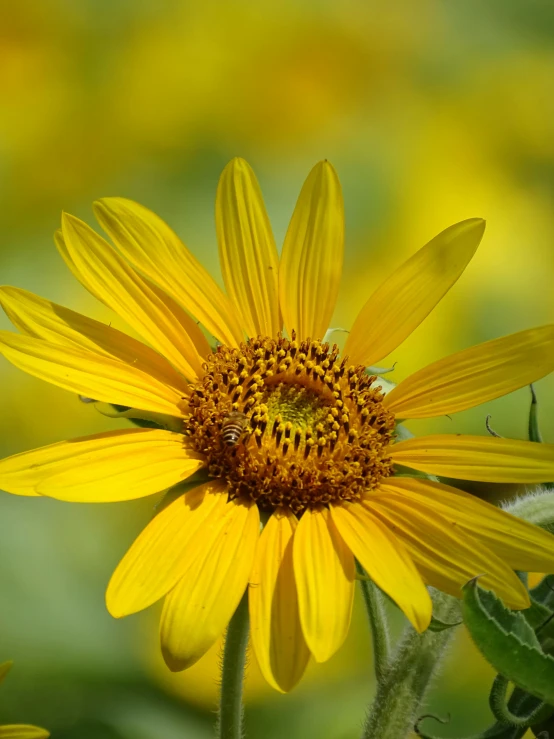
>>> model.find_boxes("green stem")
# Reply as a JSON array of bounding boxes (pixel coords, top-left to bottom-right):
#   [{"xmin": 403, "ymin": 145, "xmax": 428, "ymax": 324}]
[
  {"xmin": 356, "ymin": 561, "xmax": 391, "ymax": 683},
  {"xmin": 489, "ymin": 675, "xmax": 552, "ymax": 727},
  {"xmin": 361, "ymin": 591, "xmax": 459, "ymax": 739},
  {"xmin": 217, "ymin": 591, "xmax": 249, "ymax": 739}
]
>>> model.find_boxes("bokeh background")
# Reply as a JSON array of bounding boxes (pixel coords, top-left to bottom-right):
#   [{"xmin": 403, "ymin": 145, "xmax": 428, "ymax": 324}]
[{"xmin": 1, "ymin": 0, "xmax": 553, "ymax": 736}]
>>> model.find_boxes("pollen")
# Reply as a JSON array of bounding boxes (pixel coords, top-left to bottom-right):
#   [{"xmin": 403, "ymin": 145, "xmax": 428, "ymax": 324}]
[{"xmin": 184, "ymin": 332, "xmax": 396, "ymax": 514}]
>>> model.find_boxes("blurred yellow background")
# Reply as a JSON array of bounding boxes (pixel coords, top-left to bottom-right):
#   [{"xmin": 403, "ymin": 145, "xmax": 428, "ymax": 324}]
[{"xmin": 0, "ymin": 1, "xmax": 553, "ymax": 736}]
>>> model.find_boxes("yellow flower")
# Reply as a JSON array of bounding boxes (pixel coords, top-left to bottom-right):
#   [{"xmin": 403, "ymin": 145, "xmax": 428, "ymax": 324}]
[
  {"xmin": 1, "ymin": 159, "xmax": 554, "ymax": 693},
  {"xmin": 0, "ymin": 662, "xmax": 49, "ymax": 738}
]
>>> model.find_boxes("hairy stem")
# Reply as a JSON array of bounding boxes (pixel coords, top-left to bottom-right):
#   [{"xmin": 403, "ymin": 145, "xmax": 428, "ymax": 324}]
[
  {"xmin": 217, "ymin": 591, "xmax": 249, "ymax": 739},
  {"xmin": 361, "ymin": 591, "xmax": 459, "ymax": 739}
]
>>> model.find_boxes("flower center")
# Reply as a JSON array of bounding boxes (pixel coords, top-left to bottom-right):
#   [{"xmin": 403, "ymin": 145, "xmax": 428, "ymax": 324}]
[{"xmin": 184, "ymin": 333, "xmax": 396, "ymax": 514}]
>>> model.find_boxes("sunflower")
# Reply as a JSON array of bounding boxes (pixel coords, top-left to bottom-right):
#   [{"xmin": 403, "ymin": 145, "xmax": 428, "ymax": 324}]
[
  {"xmin": 1, "ymin": 159, "xmax": 554, "ymax": 693},
  {"xmin": 0, "ymin": 661, "xmax": 49, "ymax": 738}
]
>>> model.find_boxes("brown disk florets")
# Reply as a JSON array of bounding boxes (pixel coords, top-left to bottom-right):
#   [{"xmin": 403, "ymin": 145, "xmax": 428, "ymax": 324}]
[{"xmin": 184, "ymin": 332, "xmax": 396, "ymax": 514}]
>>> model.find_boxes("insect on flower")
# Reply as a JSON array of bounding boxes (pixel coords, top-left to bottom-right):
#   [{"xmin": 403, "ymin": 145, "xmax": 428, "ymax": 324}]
[{"xmin": 221, "ymin": 410, "xmax": 248, "ymax": 446}]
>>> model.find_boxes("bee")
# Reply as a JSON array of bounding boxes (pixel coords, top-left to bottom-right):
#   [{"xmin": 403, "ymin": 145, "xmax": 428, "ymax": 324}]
[{"xmin": 222, "ymin": 411, "xmax": 248, "ymax": 447}]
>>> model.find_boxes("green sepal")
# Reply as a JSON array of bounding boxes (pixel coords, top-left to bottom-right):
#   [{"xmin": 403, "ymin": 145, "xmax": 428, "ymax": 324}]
[
  {"xmin": 374, "ymin": 375, "xmax": 396, "ymax": 395},
  {"xmin": 462, "ymin": 578, "xmax": 554, "ymax": 703},
  {"xmin": 393, "ymin": 425, "xmax": 429, "ymax": 475},
  {"xmin": 366, "ymin": 363, "xmax": 397, "ymax": 375},
  {"xmin": 94, "ymin": 402, "xmax": 183, "ymax": 432},
  {"xmin": 528, "ymin": 384, "xmax": 543, "ymax": 444},
  {"xmin": 504, "ymin": 492, "xmax": 554, "ymax": 533},
  {"xmin": 393, "ymin": 464, "xmax": 439, "ymax": 483},
  {"xmin": 391, "ymin": 422, "xmax": 439, "ymax": 482},
  {"xmin": 427, "ymin": 614, "xmax": 462, "ymax": 632},
  {"xmin": 394, "ymin": 423, "xmax": 414, "ymax": 442},
  {"xmin": 323, "ymin": 327, "xmax": 349, "ymax": 344},
  {"xmin": 527, "ymin": 385, "xmax": 553, "ymax": 489}
]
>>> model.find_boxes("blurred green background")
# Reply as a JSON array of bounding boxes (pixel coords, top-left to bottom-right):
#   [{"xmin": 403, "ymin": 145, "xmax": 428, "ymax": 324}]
[{"xmin": 1, "ymin": 0, "xmax": 553, "ymax": 736}]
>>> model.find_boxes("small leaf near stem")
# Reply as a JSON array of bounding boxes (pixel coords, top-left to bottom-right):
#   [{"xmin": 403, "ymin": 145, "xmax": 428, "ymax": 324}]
[
  {"xmin": 462, "ymin": 579, "xmax": 554, "ymax": 704},
  {"xmin": 356, "ymin": 560, "xmax": 391, "ymax": 683},
  {"xmin": 217, "ymin": 590, "xmax": 250, "ymax": 739}
]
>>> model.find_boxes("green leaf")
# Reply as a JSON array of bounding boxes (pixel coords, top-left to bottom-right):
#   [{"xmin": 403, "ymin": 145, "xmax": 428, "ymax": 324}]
[
  {"xmin": 530, "ymin": 575, "xmax": 554, "ymax": 609},
  {"xmin": 527, "ymin": 575, "xmax": 554, "ymax": 645},
  {"xmin": 523, "ymin": 597, "xmax": 553, "ymax": 631},
  {"xmin": 462, "ymin": 578, "xmax": 554, "ymax": 703}
]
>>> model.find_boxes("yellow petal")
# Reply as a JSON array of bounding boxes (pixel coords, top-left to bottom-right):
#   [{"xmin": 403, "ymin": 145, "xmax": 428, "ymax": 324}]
[
  {"xmin": 216, "ymin": 158, "xmax": 281, "ymax": 338},
  {"xmin": 93, "ymin": 197, "xmax": 244, "ymax": 347},
  {"xmin": 0, "ymin": 661, "xmax": 13, "ymax": 685},
  {"xmin": 293, "ymin": 507, "xmax": 354, "ymax": 662},
  {"xmin": 390, "ymin": 434, "xmax": 554, "ymax": 483},
  {"xmin": 160, "ymin": 498, "xmax": 259, "ymax": 671},
  {"xmin": 380, "ymin": 477, "xmax": 554, "ymax": 574},
  {"xmin": 0, "ymin": 331, "xmax": 185, "ymax": 417},
  {"xmin": 57, "ymin": 228, "xmax": 211, "ymax": 364},
  {"xmin": 368, "ymin": 493, "xmax": 530, "ymax": 609},
  {"xmin": 331, "ymin": 502, "xmax": 431, "ymax": 632},
  {"xmin": 61, "ymin": 213, "xmax": 206, "ymax": 381},
  {"xmin": 279, "ymin": 161, "xmax": 344, "ymax": 340},
  {"xmin": 0, "ymin": 286, "xmax": 189, "ymax": 395},
  {"xmin": 0, "ymin": 428, "xmax": 202, "ymax": 501},
  {"xmin": 0, "ymin": 726, "xmax": 50, "ymax": 739},
  {"xmin": 249, "ymin": 508, "xmax": 310, "ymax": 692},
  {"xmin": 384, "ymin": 325, "xmax": 554, "ymax": 419},
  {"xmin": 344, "ymin": 219, "xmax": 486, "ymax": 367},
  {"xmin": 54, "ymin": 228, "xmax": 105, "ymax": 304},
  {"xmin": 107, "ymin": 481, "xmax": 228, "ymax": 617}
]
